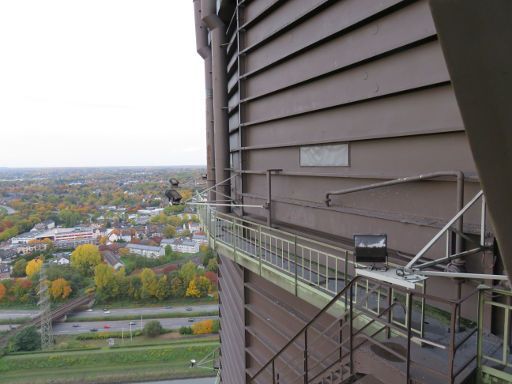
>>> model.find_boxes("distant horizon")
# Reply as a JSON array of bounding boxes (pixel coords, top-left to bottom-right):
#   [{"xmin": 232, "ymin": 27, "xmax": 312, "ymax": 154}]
[{"xmin": 0, "ymin": 164, "xmax": 206, "ymax": 170}]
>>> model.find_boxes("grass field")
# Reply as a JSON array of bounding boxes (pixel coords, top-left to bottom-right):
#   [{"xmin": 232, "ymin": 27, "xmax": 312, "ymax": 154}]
[{"xmin": 0, "ymin": 338, "xmax": 219, "ymax": 384}]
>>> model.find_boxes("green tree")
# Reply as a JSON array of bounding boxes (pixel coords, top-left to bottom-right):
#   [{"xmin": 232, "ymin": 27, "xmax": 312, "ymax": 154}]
[
  {"xmin": 179, "ymin": 261, "xmax": 197, "ymax": 288},
  {"xmin": 206, "ymin": 258, "xmax": 218, "ymax": 273},
  {"xmin": 58, "ymin": 209, "xmax": 82, "ymax": 227},
  {"xmin": 12, "ymin": 259, "xmax": 27, "ymax": 277},
  {"xmin": 143, "ymin": 320, "xmax": 163, "ymax": 337},
  {"xmin": 11, "ymin": 326, "xmax": 41, "ymax": 351},
  {"xmin": 128, "ymin": 275, "xmax": 142, "ymax": 300},
  {"xmin": 195, "ymin": 276, "xmax": 211, "ymax": 297},
  {"xmin": 155, "ymin": 275, "xmax": 170, "ymax": 300},
  {"xmin": 71, "ymin": 244, "xmax": 102, "ymax": 275},
  {"xmin": 163, "ymin": 225, "xmax": 176, "ymax": 238},
  {"xmin": 170, "ymin": 276, "xmax": 185, "ymax": 298},
  {"xmin": 140, "ymin": 268, "xmax": 158, "ymax": 299}
]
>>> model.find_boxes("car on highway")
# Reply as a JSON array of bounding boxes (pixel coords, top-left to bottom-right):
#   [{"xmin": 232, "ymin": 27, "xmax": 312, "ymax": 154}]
[
  {"xmin": 186, "ymin": 307, "xmax": 193, "ymax": 311},
  {"xmin": 72, "ymin": 324, "xmax": 80, "ymax": 328},
  {"xmin": 103, "ymin": 324, "xmax": 111, "ymax": 329},
  {"xmin": 188, "ymin": 318, "xmax": 195, "ymax": 323},
  {"xmin": 129, "ymin": 321, "xmax": 136, "ymax": 326},
  {"xmin": 103, "ymin": 310, "xmax": 111, "ymax": 314},
  {"xmin": 90, "ymin": 328, "xmax": 98, "ymax": 332},
  {"xmin": 165, "ymin": 305, "xmax": 172, "ymax": 309},
  {"xmin": 86, "ymin": 309, "xmax": 93, "ymax": 312}
]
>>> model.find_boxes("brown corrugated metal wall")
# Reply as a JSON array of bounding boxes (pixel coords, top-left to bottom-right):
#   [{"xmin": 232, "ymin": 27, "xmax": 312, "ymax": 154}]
[{"xmin": 212, "ymin": 0, "xmax": 496, "ymax": 381}]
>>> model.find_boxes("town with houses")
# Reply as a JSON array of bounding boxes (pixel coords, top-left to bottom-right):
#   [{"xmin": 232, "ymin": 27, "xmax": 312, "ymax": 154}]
[{"xmin": 0, "ymin": 206, "xmax": 208, "ymax": 279}]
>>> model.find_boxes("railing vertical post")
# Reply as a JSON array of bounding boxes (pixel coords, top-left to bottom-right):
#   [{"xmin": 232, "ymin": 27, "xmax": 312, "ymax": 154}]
[
  {"xmin": 406, "ymin": 292, "xmax": 412, "ymax": 384},
  {"xmin": 213, "ymin": 210, "xmax": 217, "ymax": 250},
  {"xmin": 476, "ymin": 287, "xmax": 485, "ymax": 373},
  {"xmin": 339, "ymin": 318, "xmax": 343, "ymax": 361},
  {"xmin": 304, "ymin": 328, "xmax": 309, "ymax": 384},
  {"xmin": 258, "ymin": 225, "xmax": 262, "ymax": 276},
  {"xmin": 344, "ymin": 251, "xmax": 349, "ymax": 309},
  {"xmin": 272, "ymin": 359, "xmax": 276, "ymax": 384},
  {"xmin": 233, "ymin": 219, "xmax": 237, "ymax": 263},
  {"xmin": 387, "ymin": 285, "xmax": 392, "ymax": 339},
  {"xmin": 449, "ymin": 304, "xmax": 457, "ymax": 384},
  {"xmin": 420, "ymin": 281, "xmax": 426, "ymax": 340},
  {"xmin": 349, "ymin": 282, "xmax": 354, "ymax": 375},
  {"xmin": 294, "ymin": 236, "xmax": 298, "ymax": 296}
]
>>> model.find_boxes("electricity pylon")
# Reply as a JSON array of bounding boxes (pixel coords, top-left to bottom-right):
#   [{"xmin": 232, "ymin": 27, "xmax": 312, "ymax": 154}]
[{"xmin": 38, "ymin": 262, "xmax": 54, "ymax": 350}]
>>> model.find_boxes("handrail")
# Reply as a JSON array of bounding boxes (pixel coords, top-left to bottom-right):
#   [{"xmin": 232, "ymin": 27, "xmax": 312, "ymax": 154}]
[
  {"xmin": 324, "ymin": 171, "xmax": 464, "ymax": 207},
  {"xmin": 249, "ymin": 275, "xmax": 364, "ymax": 381}
]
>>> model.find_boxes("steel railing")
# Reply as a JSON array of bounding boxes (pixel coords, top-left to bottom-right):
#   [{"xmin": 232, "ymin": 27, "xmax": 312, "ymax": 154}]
[
  {"xmin": 199, "ymin": 205, "xmax": 428, "ymax": 339},
  {"xmin": 477, "ymin": 287, "xmax": 512, "ymax": 383}
]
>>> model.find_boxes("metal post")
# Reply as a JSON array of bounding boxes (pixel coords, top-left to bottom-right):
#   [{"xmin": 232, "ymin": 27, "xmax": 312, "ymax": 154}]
[
  {"xmin": 294, "ymin": 236, "xmax": 298, "ymax": 296},
  {"xmin": 387, "ymin": 285, "xmax": 392, "ymax": 339},
  {"xmin": 476, "ymin": 287, "xmax": 485, "ymax": 373},
  {"xmin": 233, "ymin": 219, "xmax": 237, "ymax": 263},
  {"xmin": 449, "ymin": 304, "xmax": 457, "ymax": 384},
  {"xmin": 266, "ymin": 170, "xmax": 272, "ymax": 227},
  {"xmin": 265, "ymin": 169, "xmax": 282, "ymax": 228},
  {"xmin": 480, "ymin": 195, "xmax": 486, "ymax": 247},
  {"xmin": 258, "ymin": 225, "xmax": 262, "ymax": 276},
  {"xmin": 349, "ymin": 283, "xmax": 354, "ymax": 375},
  {"xmin": 272, "ymin": 359, "xmax": 276, "ymax": 384},
  {"xmin": 339, "ymin": 318, "xmax": 343, "ymax": 361},
  {"xmin": 406, "ymin": 292, "xmax": 412, "ymax": 384},
  {"xmin": 456, "ymin": 281, "xmax": 462, "ymax": 332},
  {"xmin": 304, "ymin": 328, "xmax": 309, "ymax": 383}
]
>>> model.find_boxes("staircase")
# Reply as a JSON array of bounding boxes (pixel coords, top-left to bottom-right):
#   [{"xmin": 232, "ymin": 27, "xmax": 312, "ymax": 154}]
[
  {"xmin": 247, "ymin": 274, "xmax": 483, "ymax": 384},
  {"xmin": 197, "ymin": 205, "xmax": 512, "ymax": 384}
]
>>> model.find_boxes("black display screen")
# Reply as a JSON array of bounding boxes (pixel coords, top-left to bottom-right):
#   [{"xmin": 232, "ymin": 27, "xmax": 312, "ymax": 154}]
[{"xmin": 353, "ymin": 234, "xmax": 387, "ymax": 264}]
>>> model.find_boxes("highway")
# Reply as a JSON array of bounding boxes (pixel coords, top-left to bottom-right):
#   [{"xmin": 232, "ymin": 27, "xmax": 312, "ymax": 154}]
[
  {"xmin": 0, "ymin": 309, "xmax": 39, "ymax": 320},
  {"xmin": 53, "ymin": 315, "xmax": 218, "ymax": 335},
  {"xmin": 67, "ymin": 304, "xmax": 219, "ymax": 319},
  {"xmin": 0, "ymin": 304, "xmax": 218, "ymax": 321}
]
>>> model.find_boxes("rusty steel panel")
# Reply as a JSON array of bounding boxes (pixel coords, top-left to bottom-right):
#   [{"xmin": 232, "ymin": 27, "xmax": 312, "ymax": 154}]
[
  {"xmin": 218, "ymin": 256, "xmax": 245, "ymax": 384},
  {"xmin": 245, "ymin": 0, "xmax": 436, "ymax": 98},
  {"xmin": 243, "ymin": 85, "xmax": 463, "ymax": 148},
  {"xmin": 245, "ymin": 41, "xmax": 449, "ymax": 123},
  {"xmin": 245, "ymin": 0, "xmax": 404, "ymax": 73}
]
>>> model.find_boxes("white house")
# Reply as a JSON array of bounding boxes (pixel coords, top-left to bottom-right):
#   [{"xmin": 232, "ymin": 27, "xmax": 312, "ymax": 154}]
[
  {"xmin": 161, "ymin": 238, "xmax": 199, "ymax": 254},
  {"xmin": 192, "ymin": 232, "xmax": 208, "ymax": 245},
  {"xmin": 126, "ymin": 243, "xmax": 163, "ymax": 258}
]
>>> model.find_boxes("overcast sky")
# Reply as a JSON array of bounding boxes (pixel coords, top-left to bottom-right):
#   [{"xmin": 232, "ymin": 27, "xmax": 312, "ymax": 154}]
[{"xmin": 0, "ymin": 0, "xmax": 205, "ymax": 168}]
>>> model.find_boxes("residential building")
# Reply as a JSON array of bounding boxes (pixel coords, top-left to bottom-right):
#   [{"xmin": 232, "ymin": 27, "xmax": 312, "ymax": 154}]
[
  {"xmin": 191, "ymin": 231, "xmax": 208, "ymax": 245},
  {"xmin": 193, "ymin": 1, "xmax": 511, "ymax": 384},
  {"xmin": 11, "ymin": 227, "xmax": 95, "ymax": 246},
  {"xmin": 125, "ymin": 243, "xmax": 163, "ymax": 258},
  {"xmin": 107, "ymin": 229, "xmax": 132, "ymax": 243},
  {"xmin": 161, "ymin": 238, "xmax": 199, "ymax": 254},
  {"xmin": 0, "ymin": 264, "xmax": 10, "ymax": 279}
]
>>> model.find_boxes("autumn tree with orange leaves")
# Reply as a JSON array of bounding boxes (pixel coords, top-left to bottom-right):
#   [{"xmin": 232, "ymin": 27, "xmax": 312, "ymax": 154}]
[
  {"xmin": 50, "ymin": 278, "xmax": 72, "ymax": 300},
  {"xmin": 0, "ymin": 283, "xmax": 6, "ymax": 301}
]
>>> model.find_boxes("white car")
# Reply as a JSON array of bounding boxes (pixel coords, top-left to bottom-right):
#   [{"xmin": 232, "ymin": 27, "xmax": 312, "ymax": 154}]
[{"xmin": 104, "ymin": 310, "xmax": 111, "ymax": 314}]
